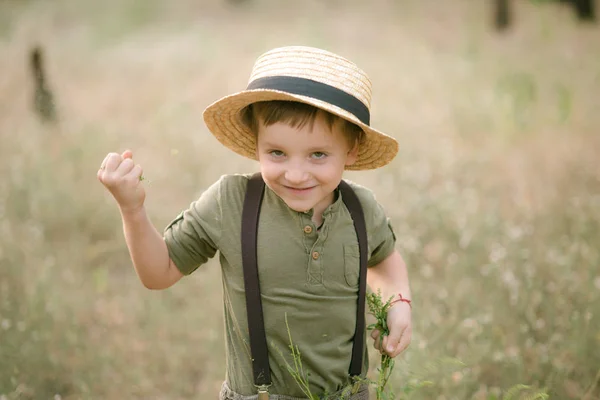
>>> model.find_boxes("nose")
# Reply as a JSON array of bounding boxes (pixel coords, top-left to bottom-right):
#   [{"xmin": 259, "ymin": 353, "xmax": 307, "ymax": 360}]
[{"xmin": 284, "ymin": 166, "xmax": 309, "ymax": 185}]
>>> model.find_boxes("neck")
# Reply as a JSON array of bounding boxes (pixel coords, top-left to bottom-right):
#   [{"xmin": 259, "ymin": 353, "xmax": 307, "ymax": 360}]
[{"xmin": 310, "ymin": 190, "xmax": 336, "ymax": 226}]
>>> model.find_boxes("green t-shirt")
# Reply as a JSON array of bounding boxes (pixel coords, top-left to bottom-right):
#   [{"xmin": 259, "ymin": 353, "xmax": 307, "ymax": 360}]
[{"xmin": 164, "ymin": 174, "xmax": 396, "ymax": 397}]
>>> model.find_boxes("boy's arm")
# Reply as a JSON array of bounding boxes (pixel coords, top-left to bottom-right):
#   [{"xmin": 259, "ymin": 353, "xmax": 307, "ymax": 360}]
[
  {"xmin": 121, "ymin": 207, "xmax": 183, "ymax": 290},
  {"xmin": 367, "ymin": 249, "xmax": 411, "ymax": 302},
  {"xmin": 98, "ymin": 150, "xmax": 182, "ymax": 290},
  {"xmin": 367, "ymin": 249, "xmax": 412, "ymax": 357}
]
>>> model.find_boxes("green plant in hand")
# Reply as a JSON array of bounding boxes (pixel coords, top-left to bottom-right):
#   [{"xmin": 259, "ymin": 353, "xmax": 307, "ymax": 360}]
[
  {"xmin": 282, "ymin": 292, "xmax": 400, "ymax": 399},
  {"xmin": 367, "ymin": 289, "xmax": 398, "ymax": 400}
]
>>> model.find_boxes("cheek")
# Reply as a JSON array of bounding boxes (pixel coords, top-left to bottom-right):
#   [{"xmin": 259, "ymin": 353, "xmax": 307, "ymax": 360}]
[
  {"xmin": 258, "ymin": 160, "xmax": 281, "ymax": 180},
  {"xmin": 314, "ymin": 162, "xmax": 344, "ymax": 183}
]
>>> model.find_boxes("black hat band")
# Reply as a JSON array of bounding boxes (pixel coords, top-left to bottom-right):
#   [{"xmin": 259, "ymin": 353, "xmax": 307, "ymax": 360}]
[{"xmin": 247, "ymin": 76, "xmax": 370, "ymax": 126}]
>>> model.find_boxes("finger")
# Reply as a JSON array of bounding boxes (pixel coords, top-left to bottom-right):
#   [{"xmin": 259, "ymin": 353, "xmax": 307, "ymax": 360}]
[
  {"xmin": 98, "ymin": 153, "xmax": 114, "ymax": 181},
  {"xmin": 370, "ymin": 329, "xmax": 380, "ymax": 340},
  {"xmin": 104, "ymin": 152, "xmax": 123, "ymax": 172},
  {"xmin": 116, "ymin": 157, "xmax": 135, "ymax": 175},
  {"xmin": 372, "ymin": 331, "xmax": 383, "ymax": 352},
  {"xmin": 99, "ymin": 153, "xmax": 112, "ymax": 171},
  {"xmin": 385, "ymin": 327, "xmax": 404, "ymax": 356},
  {"xmin": 373, "ymin": 337, "xmax": 383, "ymax": 353},
  {"xmin": 122, "ymin": 149, "xmax": 133, "ymax": 159},
  {"xmin": 392, "ymin": 329, "xmax": 411, "ymax": 357},
  {"xmin": 125, "ymin": 164, "xmax": 143, "ymax": 181}
]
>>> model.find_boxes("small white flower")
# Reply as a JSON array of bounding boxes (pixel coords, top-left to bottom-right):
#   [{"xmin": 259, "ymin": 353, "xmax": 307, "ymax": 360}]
[
  {"xmin": 535, "ymin": 319, "xmax": 546, "ymax": 330},
  {"xmin": 461, "ymin": 318, "xmax": 478, "ymax": 329},
  {"xmin": 493, "ymin": 351, "xmax": 504, "ymax": 361},
  {"xmin": 489, "ymin": 244, "xmax": 507, "ymax": 263},
  {"xmin": 508, "ymin": 226, "xmax": 524, "ymax": 240},
  {"xmin": 507, "ymin": 346, "xmax": 519, "ymax": 358}
]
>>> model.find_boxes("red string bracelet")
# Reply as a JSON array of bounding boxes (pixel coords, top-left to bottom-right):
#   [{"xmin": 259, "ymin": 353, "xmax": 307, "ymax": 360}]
[{"xmin": 390, "ymin": 293, "xmax": 412, "ymax": 309}]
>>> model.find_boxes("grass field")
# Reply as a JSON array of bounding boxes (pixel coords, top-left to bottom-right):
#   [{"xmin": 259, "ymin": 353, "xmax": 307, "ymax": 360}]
[{"xmin": 1, "ymin": 0, "xmax": 599, "ymax": 398}]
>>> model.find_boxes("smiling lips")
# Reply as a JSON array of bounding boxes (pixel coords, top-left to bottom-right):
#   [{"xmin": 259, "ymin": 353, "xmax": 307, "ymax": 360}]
[{"xmin": 284, "ymin": 185, "xmax": 316, "ymax": 194}]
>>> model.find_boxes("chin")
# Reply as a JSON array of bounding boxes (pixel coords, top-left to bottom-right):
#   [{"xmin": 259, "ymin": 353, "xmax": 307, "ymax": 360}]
[{"xmin": 283, "ymin": 199, "xmax": 313, "ymax": 213}]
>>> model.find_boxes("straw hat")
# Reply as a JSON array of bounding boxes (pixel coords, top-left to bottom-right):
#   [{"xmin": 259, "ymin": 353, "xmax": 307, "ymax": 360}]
[{"xmin": 202, "ymin": 46, "xmax": 398, "ymax": 170}]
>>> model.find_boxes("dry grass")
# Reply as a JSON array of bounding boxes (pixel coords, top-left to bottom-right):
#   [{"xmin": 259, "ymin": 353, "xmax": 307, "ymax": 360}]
[{"xmin": 1, "ymin": 0, "xmax": 599, "ymax": 398}]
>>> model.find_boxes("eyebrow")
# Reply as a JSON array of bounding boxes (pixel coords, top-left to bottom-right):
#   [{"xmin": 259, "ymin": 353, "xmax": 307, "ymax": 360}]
[
  {"xmin": 306, "ymin": 146, "xmax": 332, "ymax": 153},
  {"xmin": 260, "ymin": 141, "xmax": 282, "ymax": 149}
]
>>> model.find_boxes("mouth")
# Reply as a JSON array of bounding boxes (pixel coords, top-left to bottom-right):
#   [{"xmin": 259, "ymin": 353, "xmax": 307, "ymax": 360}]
[{"xmin": 284, "ymin": 185, "xmax": 316, "ymax": 194}]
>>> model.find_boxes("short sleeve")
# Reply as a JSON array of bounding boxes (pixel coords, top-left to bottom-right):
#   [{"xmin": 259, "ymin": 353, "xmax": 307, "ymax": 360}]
[
  {"xmin": 349, "ymin": 182, "xmax": 397, "ymax": 267},
  {"xmin": 163, "ymin": 177, "xmax": 224, "ymax": 275},
  {"xmin": 367, "ymin": 217, "xmax": 396, "ymax": 267}
]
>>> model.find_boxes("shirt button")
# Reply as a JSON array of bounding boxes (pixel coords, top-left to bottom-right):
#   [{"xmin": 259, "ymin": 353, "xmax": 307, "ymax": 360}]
[
  {"xmin": 304, "ymin": 225, "xmax": 313, "ymax": 234},
  {"xmin": 312, "ymin": 251, "xmax": 320, "ymax": 260}
]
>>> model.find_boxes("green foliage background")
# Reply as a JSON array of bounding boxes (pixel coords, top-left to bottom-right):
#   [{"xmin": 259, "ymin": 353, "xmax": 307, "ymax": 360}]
[{"xmin": 1, "ymin": 0, "xmax": 599, "ymax": 398}]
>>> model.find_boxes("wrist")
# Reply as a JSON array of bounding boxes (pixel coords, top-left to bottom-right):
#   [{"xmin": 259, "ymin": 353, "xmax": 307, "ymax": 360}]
[
  {"xmin": 119, "ymin": 204, "xmax": 146, "ymax": 221},
  {"xmin": 389, "ymin": 292, "xmax": 412, "ymax": 310}
]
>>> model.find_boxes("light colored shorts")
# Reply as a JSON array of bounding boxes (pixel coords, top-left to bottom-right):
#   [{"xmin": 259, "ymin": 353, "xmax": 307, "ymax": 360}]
[{"xmin": 219, "ymin": 381, "xmax": 370, "ymax": 400}]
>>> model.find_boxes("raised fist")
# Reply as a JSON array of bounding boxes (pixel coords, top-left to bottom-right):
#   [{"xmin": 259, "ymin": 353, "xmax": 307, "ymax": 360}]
[{"xmin": 97, "ymin": 150, "xmax": 146, "ymax": 214}]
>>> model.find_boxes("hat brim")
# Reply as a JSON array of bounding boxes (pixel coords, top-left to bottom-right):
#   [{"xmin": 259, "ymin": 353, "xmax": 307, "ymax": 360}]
[{"xmin": 202, "ymin": 89, "xmax": 398, "ymax": 170}]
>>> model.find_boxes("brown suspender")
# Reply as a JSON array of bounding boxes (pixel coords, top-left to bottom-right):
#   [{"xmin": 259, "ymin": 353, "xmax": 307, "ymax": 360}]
[
  {"xmin": 341, "ymin": 178, "xmax": 369, "ymax": 378},
  {"xmin": 241, "ymin": 173, "xmax": 368, "ymax": 390},
  {"xmin": 241, "ymin": 173, "xmax": 270, "ymax": 387}
]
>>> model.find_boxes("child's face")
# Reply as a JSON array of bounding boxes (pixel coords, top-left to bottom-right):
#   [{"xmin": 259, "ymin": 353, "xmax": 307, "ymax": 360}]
[{"xmin": 256, "ymin": 113, "xmax": 358, "ymax": 215}]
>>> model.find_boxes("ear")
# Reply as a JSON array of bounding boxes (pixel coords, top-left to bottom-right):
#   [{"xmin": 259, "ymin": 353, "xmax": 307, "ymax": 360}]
[{"xmin": 345, "ymin": 140, "xmax": 359, "ymax": 166}]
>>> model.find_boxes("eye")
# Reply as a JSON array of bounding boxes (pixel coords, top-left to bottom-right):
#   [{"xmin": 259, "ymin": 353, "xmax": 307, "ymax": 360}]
[
  {"xmin": 311, "ymin": 152, "xmax": 327, "ymax": 160},
  {"xmin": 269, "ymin": 150, "xmax": 285, "ymax": 158}
]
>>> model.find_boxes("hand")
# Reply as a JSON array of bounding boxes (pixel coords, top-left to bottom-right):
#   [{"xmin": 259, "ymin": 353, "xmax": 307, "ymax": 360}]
[
  {"xmin": 97, "ymin": 150, "xmax": 146, "ymax": 214},
  {"xmin": 370, "ymin": 302, "xmax": 412, "ymax": 358}
]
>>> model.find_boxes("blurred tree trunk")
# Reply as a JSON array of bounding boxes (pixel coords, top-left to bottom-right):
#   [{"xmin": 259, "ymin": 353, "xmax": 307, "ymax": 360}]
[
  {"xmin": 572, "ymin": 0, "xmax": 595, "ymax": 21},
  {"xmin": 494, "ymin": 0, "xmax": 511, "ymax": 31},
  {"xmin": 30, "ymin": 46, "xmax": 57, "ymax": 123}
]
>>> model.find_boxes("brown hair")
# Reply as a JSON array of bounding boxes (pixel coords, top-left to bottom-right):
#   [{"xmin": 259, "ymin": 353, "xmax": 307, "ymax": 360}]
[{"xmin": 241, "ymin": 101, "xmax": 364, "ymax": 148}]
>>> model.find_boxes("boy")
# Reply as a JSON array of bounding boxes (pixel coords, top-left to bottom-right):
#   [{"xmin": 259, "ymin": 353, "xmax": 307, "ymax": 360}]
[{"xmin": 98, "ymin": 46, "xmax": 412, "ymax": 399}]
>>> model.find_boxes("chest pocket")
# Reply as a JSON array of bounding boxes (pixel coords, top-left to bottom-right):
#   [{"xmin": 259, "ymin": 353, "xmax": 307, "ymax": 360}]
[{"xmin": 343, "ymin": 244, "xmax": 360, "ymax": 287}]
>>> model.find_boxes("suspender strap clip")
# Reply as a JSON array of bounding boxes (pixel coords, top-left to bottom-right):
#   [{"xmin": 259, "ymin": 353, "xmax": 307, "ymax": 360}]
[{"xmin": 256, "ymin": 384, "xmax": 270, "ymax": 400}]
